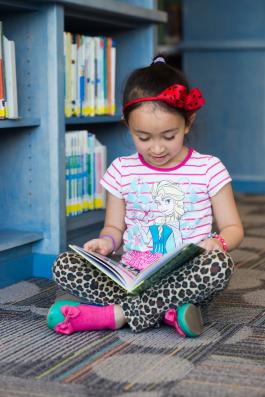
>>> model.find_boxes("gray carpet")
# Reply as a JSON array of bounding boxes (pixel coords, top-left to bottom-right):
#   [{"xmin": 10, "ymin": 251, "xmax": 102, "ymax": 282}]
[{"xmin": 0, "ymin": 194, "xmax": 265, "ymax": 397}]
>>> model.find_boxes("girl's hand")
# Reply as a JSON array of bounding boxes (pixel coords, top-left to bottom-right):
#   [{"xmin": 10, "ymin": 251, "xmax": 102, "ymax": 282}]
[
  {"xmin": 83, "ymin": 238, "xmax": 113, "ymax": 256},
  {"xmin": 198, "ymin": 238, "xmax": 224, "ymax": 252}
]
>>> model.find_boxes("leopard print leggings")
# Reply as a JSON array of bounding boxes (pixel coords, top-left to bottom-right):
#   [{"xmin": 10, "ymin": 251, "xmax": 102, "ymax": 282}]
[{"xmin": 52, "ymin": 249, "xmax": 234, "ymax": 332}]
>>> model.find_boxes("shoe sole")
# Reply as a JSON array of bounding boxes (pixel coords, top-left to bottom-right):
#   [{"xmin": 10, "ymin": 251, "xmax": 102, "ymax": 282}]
[{"xmin": 178, "ymin": 304, "xmax": 203, "ymax": 337}]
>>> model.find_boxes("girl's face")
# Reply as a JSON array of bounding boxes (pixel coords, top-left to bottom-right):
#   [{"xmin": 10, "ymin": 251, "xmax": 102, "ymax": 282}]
[{"xmin": 128, "ymin": 103, "xmax": 192, "ymax": 168}]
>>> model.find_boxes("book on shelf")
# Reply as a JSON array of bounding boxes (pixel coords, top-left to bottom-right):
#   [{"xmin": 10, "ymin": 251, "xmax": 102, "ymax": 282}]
[
  {"xmin": 3, "ymin": 36, "xmax": 18, "ymax": 119},
  {"xmin": 0, "ymin": 21, "xmax": 18, "ymax": 120},
  {"xmin": 83, "ymin": 36, "xmax": 95, "ymax": 116},
  {"xmin": 65, "ymin": 130, "xmax": 106, "ymax": 217},
  {"xmin": 69, "ymin": 243, "xmax": 204, "ymax": 295},
  {"xmin": 95, "ymin": 36, "xmax": 105, "ymax": 115},
  {"xmin": 94, "ymin": 137, "xmax": 106, "ymax": 209},
  {"xmin": 64, "ymin": 32, "xmax": 72, "ymax": 117},
  {"xmin": 64, "ymin": 32, "xmax": 116, "ymax": 118},
  {"xmin": 110, "ymin": 39, "xmax": 116, "ymax": 115},
  {"xmin": 70, "ymin": 34, "xmax": 79, "ymax": 117},
  {"xmin": 0, "ymin": 21, "xmax": 6, "ymax": 119}
]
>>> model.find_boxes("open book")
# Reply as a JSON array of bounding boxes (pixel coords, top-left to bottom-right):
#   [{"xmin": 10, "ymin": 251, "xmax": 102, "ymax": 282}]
[{"xmin": 69, "ymin": 243, "xmax": 205, "ymax": 295}]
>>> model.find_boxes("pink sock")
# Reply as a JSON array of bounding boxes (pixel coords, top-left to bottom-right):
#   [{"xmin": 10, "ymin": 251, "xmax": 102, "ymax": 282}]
[{"xmin": 54, "ymin": 304, "xmax": 116, "ymax": 335}]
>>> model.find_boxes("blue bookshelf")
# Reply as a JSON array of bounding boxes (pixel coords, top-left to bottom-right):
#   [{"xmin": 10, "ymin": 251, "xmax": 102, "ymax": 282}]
[
  {"xmin": 0, "ymin": 0, "xmax": 167, "ymax": 286},
  {"xmin": 66, "ymin": 210, "xmax": 105, "ymax": 232},
  {"xmin": 0, "ymin": 118, "xmax": 40, "ymax": 129},
  {"xmin": 65, "ymin": 115, "xmax": 122, "ymax": 125},
  {"xmin": 0, "ymin": 230, "xmax": 43, "ymax": 252}
]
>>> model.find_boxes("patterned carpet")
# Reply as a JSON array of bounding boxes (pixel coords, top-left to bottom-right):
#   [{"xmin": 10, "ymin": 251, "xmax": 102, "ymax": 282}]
[{"xmin": 1, "ymin": 194, "xmax": 265, "ymax": 397}]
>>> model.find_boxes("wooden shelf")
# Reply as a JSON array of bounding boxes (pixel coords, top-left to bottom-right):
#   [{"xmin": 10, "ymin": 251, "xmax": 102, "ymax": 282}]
[
  {"xmin": 66, "ymin": 210, "xmax": 105, "ymax": 232},
  {"xmin": 65, "ymin": 115, "xmax": 122, "ymax": 126},
  {"xmin": 0, "ymin": 118, "xmax": 40, "ymax": 129},
  {"xmin": 0, "ymin": 230, "xmax": 43, "ymax": 252}
]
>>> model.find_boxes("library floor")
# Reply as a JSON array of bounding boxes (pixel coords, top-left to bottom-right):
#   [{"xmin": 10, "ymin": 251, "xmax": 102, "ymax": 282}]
[{"xmin": 1, "ymin": 194, "xmax": 265, "ymax": 397}]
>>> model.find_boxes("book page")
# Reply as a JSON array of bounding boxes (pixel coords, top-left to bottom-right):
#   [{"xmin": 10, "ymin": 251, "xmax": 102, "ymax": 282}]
[
  {"xmin": 133, "ymin": 244, "xmax": 193, "ymax": 286},
  {"xmin": 129, "ymin": 244, "xmax": 204, "ymax": 294},
  {"xmin": 69, "ymin": 245, "xmax": 139, "ymax": 291}
]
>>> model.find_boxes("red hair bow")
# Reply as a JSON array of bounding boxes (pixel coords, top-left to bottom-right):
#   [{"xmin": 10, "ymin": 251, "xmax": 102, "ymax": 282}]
[{"xmin": 123, "ymin": 84, "xmax": 205, "ymax": 112}]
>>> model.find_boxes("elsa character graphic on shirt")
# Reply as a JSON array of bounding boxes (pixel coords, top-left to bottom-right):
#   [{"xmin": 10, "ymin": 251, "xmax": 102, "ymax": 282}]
[
  {"xmin": 124, "ymin": 178, "xmax": 159, "ymax": 252},
  {"xmin": 149, "ymin": 180, "xmax": 185, "ymax": 254},
  {"xmin": 125, "ymin": 178, "xmax": 185, "ymax": 254},
  {"xmin": 123, "ymin": 178, "xmax": 186, "ymax": 268}
]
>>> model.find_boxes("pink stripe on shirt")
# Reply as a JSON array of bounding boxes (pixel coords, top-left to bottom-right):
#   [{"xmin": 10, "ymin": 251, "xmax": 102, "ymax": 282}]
[{"xmin": 208, "ymin": 176, "xmax": 231, "ymax": 193}]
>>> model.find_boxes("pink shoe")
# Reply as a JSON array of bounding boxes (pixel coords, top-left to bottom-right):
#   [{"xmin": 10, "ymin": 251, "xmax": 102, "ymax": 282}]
[{"xmin": 47, "ymin": 300, "xmax": 116, "ymax": 335}]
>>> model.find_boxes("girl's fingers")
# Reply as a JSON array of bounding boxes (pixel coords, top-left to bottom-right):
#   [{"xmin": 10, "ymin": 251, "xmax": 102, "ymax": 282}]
[{"xmin": 83, "ymin": 239, "xmax": 110, "ymax": 253}]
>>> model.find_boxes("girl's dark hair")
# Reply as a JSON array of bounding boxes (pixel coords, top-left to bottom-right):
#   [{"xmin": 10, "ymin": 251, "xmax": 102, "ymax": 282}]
[{"xmin": 123, "ymin": 55, "xmax": 191, "ymax": 124}]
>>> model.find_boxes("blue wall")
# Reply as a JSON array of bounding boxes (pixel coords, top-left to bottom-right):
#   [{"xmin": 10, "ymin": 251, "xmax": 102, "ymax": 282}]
[{"xmin": 182, "ymin": 0, "xmax": 265, "ymax": 192}]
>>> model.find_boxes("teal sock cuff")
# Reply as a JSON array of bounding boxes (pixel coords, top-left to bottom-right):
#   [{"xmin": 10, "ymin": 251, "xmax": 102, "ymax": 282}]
[{"xmin": 47, "ymin": 300, "xmax": 80, "ymax": 329}]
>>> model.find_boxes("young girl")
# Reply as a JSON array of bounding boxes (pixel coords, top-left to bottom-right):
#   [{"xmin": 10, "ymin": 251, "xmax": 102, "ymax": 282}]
[{"xmin": 48, "ymin": 56, "xmax": 244, "ymax": 337}]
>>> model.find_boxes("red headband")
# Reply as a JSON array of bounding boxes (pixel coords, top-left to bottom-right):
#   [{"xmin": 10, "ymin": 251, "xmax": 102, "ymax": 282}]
[{"xmin": 123, "ymin": 84, "xmax": 205, "ymax": 113}]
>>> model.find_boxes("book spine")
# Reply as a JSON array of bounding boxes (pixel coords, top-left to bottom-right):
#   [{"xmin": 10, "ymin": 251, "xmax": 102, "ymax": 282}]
[
  {"xmin": 0, "ymin": 21, "xmax": 7, "ymax": 119},
  {"xmin": 3, "ymin": 36, "xmax": 18, "ymax": 119},
  {"xmin": 9, "ymin": 40, "xmax": 18, "ymax": 118},
  {"xmin": 130, "ymin": 245, "xmax": 203, "ymax": 295},
  {"xmin": 80, "ymin": 130, "xmax": 89, "ymax": 212},
  {"xmin": 70, "ymin": 133, "xmax": 77, "ymax": 216},
  {"xmin": 99, "ymin": 37, "xmax": 105, "ymax": 115},
  {"xmin": 70, "ymin": 35, "xmax": 77, "ymax": 117},
  {"xmin": 74, "ymin": 34, "xmax": 81, "ymax": 117},
  {"xmin": 94, "ymin": 139, "xmax": 107, "ymax": 209},
  {"xmin": 84, "ymin": 36, "xmax": 95, "ymax": 116},
  {"xmin": 103, "ymin": 37, "xmax": 107, "ymax": 114},
  {"xmin": 87, "ymin": 132, "xmax": 95, "ymax": 209},
  {"xmin": 65, "ymin": 134, "xmax": 71, "ymax": 216},
  {"xmin": 106, "ymin": 37, "xmax": 112, "ymax": 115},
  {"xmin": 95, "ymin": 37, "xmax": 105, "ymax": 115},
  {"xmin": 64, "ymin": 32, "xmax": 72, "ymax": 117},
  {"xmin": 78, "ymin": 34, "xmax": 85, "ymax": 117},
  {"xmin": 77, "ymin": 131, "xmax": 83, "ymax": 214},
  {"xmin": 111, "ymin": 40, "xmax": 116, "ymax": 115},
  {"xmin": 66, "ymin": 132, "xmax": 77, "ymax": 217}
]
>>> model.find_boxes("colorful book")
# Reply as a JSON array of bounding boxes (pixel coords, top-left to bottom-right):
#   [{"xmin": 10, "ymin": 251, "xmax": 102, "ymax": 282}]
[
  {"xmin": 77, "ymin": 34, "xmax": 84, "ymax": 117},
  {"xmin": 106, "ymin": 37, "xmax": 112, "ymax": 115},
  {"xmin": 82, "ymin": 36, "xmax": 95, "ymax": 116},
  {"xmin": 86, "ymin": 132, "xmax": 95, "ymax": 210},
  {"xmin": 64, "ymin": 32, "xmax": 116, "ymax": 118},
  {"xmin": 94, "ymin": 138, "xmax": 106, "ymax": 208},
  {"xmin": 110, "ymin": 40, "xmax": 116, "ymax": 115},
  {"xmin": 0, "ymin": 21, "xmax": 6, "ymax": 118},
  {"xmin": 95, "ymin": 37, "xmax": 105, "ymax": 115},
  {"xmin": 70, "ymin": 35, "xmax": 78, "ymax": 116},
  {"xmin": 65, "ymin": 130, "xmax": 107, "ymax": 216},
  {"xmin": 64, "ymin": 32, "xmax": 72, "ymax": 117},
  {"xmin": 83, "ymin": 36, "xmax": 95, "ymax": 116},
  {"xmin": 69, "ymin": 244, "xmax": 205, "ymax": 295},
  {"xmin": 3, "ymin": 36, "xmax": 18, "ymax": 119}
]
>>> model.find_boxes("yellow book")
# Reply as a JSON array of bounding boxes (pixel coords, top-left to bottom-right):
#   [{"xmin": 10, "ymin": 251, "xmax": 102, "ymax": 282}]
[
  {"xmin": 64, "ymin": 32, "xmax": 72, "ymax": 117},
  {"xmin": 94, "ymin": 138, "xmax": 106, "ymax": 209}
]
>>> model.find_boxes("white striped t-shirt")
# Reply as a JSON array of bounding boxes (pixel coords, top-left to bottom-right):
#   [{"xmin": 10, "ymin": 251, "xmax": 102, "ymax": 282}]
[{"xmin": 100, "ymin": 148, "xmax": 231, "ymax": 255}]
